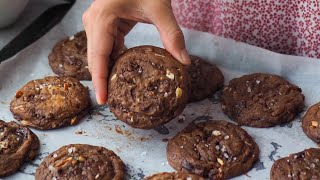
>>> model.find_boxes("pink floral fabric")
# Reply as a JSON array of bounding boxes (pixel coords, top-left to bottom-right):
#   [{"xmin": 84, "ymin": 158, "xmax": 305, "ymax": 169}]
[{"xmin": 172, "ymin": 0, "xmax": 320, "ymax": 58}]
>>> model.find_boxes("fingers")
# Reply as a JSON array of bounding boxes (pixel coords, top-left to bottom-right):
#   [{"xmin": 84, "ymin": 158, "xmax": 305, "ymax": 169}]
[
  {"xmin": 83, "ymin": 5, "xmax": 118, "ymax": 105},
  {"xmin": 142, "ymin": 0, "xmax": 191, "ymax": 65}
]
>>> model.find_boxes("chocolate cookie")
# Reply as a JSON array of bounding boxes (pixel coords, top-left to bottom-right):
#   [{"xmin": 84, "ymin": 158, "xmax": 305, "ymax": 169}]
[
  {"xmin": 221, "ymin": 73, "xmax": 304, "ymax": 128},
  {"xmin": 10, "ymin": 76, "xmax": 90, "ymax": 130},
  {"xmin": 302, "ymin": 103, "xmax": 320, "ymax": 143},
  {"xmin": 167, "ymin": 120, "xmax": 259, "ymax": 179},
  {"xmin": 0, "ymin": 120, "xmax": 40, "ymax": 177},
  {"xmin": 108, "ymin": 46, "xmax": 189, "ymax": 129},
  {"xmin": 187, "ymin": 55, "xmax": 224, "ymax": 102},
  {"xmin": 35, "ymin": 144, "xmax": 125, "ymax": 180},
  {"xmin": 270, "ymin": 148, "xmax": 320, "ymax": 180},
  {"xmin": 144, "ymin": 172, "xmax": 205, "ymax": 180},
  {"xmin": 49, "ymin": 31, "xmax": 126, "ymax": 80}
]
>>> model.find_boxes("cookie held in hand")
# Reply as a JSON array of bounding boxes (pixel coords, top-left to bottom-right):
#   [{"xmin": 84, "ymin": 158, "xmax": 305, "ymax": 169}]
[{"xmin": 108, "ymin": 46, "xmax": 189, "ymax": 129}]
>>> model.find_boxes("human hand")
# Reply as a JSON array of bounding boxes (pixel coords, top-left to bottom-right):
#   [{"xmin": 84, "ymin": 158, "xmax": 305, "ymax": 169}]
[{"xmin": 82, "ymin": 0, "xmax": 191, "ymax": 105}]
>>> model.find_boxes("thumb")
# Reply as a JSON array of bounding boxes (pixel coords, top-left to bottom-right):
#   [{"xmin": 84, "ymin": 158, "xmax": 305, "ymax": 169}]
[{"xmin": 143, "ymin": 1, "xmax": 191, "ymax": 65}]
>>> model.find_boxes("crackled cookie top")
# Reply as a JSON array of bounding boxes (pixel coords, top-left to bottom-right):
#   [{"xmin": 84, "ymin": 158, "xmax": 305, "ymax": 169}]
[
  {"xmin": 10, "ymin": 76, "xmax": 90, "ymax": 130},
  {"xmin": 35, "ymin": 144, "xmax": 125, "ymax": 180},
  {"xmin": 271, "ymin": 148, "xmax": 320, "ymax": 180},
  {"xmin": 144, "ymin": 171, "xmax": 205, "ymax": 180},
  {"xmin": 108, "ymin": 46, "xmax": 188, "ymax": 129},
  {"xmin": 221, "ymin": 73, "xmax": 304, "ymax": 127},
  {"xmin": 167, "ymin": 120, "xmax": 259, "ymax": 179},
  {"xmin": 49, "ymin": 31, "xmax": 126, "ymax": 80},
  {"xmin": 187, "ymin": 55, "xmax": 224, "ymax": 102},
  {"xmin": 302, "ymin": 102, "xmax": 320, "ymax": 143},
  {"xmin": 0, "ymin": 120, "xmax": 39, "ymax": 177}
]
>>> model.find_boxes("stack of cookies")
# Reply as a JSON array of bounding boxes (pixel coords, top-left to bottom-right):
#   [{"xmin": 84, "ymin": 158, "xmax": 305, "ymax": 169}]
[{"xmin": 1, "ymin": 30, "xmax": 320, "ymax": 180}]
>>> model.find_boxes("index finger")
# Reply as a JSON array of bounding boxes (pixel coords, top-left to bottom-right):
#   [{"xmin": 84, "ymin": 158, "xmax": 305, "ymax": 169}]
[{"xmin": 87, "ymin": 14, "xmax": 118, "ymax": 105}]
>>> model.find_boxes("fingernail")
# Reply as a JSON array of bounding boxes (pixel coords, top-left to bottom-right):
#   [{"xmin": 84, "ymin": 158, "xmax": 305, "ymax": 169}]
[
  {"xmin": 180, "ymin": 49, "xmax": 191, "ymax": 65},
  {"xmin": 96, "ymin": 93, "xmax": 106, "ymax": 105}
]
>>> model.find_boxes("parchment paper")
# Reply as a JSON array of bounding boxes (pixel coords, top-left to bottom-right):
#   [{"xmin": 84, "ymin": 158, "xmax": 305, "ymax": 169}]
[{"xmin": 1, "ymin": 1, "xmax": 320, "ymax": 180}]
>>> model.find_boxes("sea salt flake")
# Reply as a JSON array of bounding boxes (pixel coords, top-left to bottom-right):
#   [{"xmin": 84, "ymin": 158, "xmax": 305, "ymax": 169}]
[{"xmin": 212, "ymin": 130, "xmax": 222, "ymax": 136}]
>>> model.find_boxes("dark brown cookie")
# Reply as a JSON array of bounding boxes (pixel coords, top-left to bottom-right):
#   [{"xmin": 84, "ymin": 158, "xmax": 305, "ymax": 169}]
[
  {"xmin": 49, "ymin": 31, "xmax": 126, "ymax": 80},
  {"xmin": 108, "ymin": 46, "xmax": 189, "ymax": 129},
  {"xmin": 144, "ymin": 171, "xmax": 205, "ymax": 180},
  {"xmin": 167, "ymin": 120, "xmax": 259, "ymax": 179},
  {"xmin": 187, "ymin": 55, "xmax": 224, "ymax": 102},
  {"xmin": 10, "ymin": 76, "xmax": 90, "ymax": 130},
  {"xmin": 35, "ymin": 144, "xmax": 125, "ymax": 180},
  {"xmin": 270, "ymin": 148, "xmax": 320, "ymax": 180},
  {"xmin": 221, "ymin": 73, "xmax": 305, "ymax": 128},
  {"xmin": 302, "ymin": 103, "xmax": 320, "ymax": 143},
  {"xmin": 49, "ymin": 31, "xmax": 90, "ymax": 80},
  {"xmin": 0, "ymin": 120, "xmax": 40, "ymax": 177}
]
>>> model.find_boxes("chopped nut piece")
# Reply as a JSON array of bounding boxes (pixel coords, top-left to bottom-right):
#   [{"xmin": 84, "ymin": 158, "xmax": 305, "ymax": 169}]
[
  {"xmin": 78, "ymin": 156, "xmax": 85, "ymax": 162},
  {"xmin": 212, "ymin": 130, "xmax": 222, "ymax": 136},
  {"xmin": 166, "ymin": 69, "xmax": 175, "ymax": 80},
  {"xmin": 15, "ymin": 91, "xmax": 23, "ymax": 98},
  {"xmin": 311, "ymin": 121, "xmax": 318, "ymax": 127},
  {"xmin": 154, "ymin": 53, "xmax": 165, "ymax": 57},
  {"xmin": 95, "ymin": 174, "xmax": 100, "ymax": 179},
  {"xmin": 70, "ymin": 117, "xmax": 77, "ymax": 125},
  {"xmin": 72, "ymin": 160, "xmax": 78, "ymax": 166},
  {"xmin": 176, "ymin": 87, "xmax": 183, "ymax": 98},
  {"xmin": 64, "ymin": 83, "xmax": 69, "ymax": 90},
  {"xmin": 21, "ymin": 120, "xmax": 32, "ymax": 126},
  {"xmin": 55, "ymin": 157, "xmax": 72, "ymax": 167},
  {"xmin": 111, "ymin": 74, "xmax": 117, "ymax": 81},
  {"xmin": 217, "ymin": 158, "xmax": 224, "ymax": 165},
  {"xmin": 0, "ymin": 140, "xmax": 9, "ymax": 149},
  {"xmin": 69, "ymin": 36, "xmax": 75, "ymax": 41}
]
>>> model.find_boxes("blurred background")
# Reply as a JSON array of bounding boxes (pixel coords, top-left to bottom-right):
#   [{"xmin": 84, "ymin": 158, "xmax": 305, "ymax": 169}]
[{"xmin": 0, "ymin": 0, "xmax": 73, "ymax": 49}]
